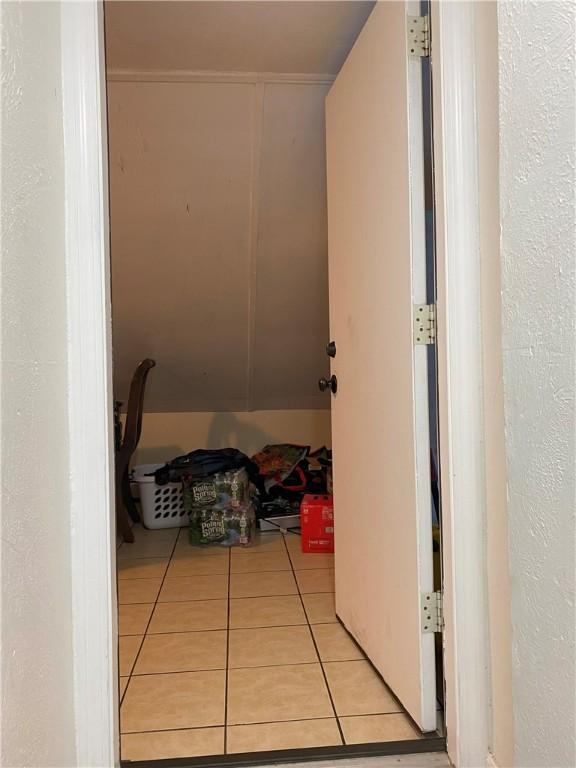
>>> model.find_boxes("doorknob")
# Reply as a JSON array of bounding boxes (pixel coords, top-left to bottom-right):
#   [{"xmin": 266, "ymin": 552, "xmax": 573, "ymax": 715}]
[
  {"xmin": 319, "ymin": 375, "xmax": 338, "ymax": 394},
  {"xmin": 326, "ymin": 341, "xmax": 337, "ymax": 358}
]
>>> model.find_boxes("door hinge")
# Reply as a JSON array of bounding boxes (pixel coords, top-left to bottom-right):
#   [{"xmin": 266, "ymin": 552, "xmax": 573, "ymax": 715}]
[
  {"xmin": 407, "ymin": 15, "xmax": 430, "ymax": 58},
  {"xmin": 421, "ymin": 591, "xmax": 443, "ymax": 633},
  {"xmin": 414, "ymin": 303, "xmax": 436, "ymax": 345}
]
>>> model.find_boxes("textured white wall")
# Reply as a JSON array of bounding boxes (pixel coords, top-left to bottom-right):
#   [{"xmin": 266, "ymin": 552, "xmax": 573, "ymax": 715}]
[
  {"xmin": 499, "ymin": 3, "xmax": 576, "ymax": 766},
  {"xmin": 0, "ymin": 2, "xmax": 77, "ymax": 765}
]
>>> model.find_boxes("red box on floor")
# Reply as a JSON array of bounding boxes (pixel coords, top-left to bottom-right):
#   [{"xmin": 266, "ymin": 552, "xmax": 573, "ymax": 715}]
[{"xmin": 300, "ymin": 494, "xmax": 334, "ymax": 553}]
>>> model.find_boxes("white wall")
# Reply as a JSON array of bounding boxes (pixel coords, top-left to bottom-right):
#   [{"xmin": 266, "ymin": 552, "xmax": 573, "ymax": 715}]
[
  {"xmin": 0, "ymin": 2, "xmax": 76, "ymax": 765},
  {"xmin": 499, "ymin": 3, "xmax": 576, "ymax": 766},
  {"xmin": 130, "ymin": 409, "xmax": 331, "ymax": 465}
]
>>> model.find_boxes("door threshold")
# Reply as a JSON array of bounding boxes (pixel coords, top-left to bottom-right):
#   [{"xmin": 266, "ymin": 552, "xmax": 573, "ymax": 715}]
[{"xmin": 121, "ymin": 736, "xmax": 447, "ymax": 768}]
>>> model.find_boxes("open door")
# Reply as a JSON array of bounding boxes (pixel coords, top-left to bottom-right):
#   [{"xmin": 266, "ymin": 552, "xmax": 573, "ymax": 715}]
[{"xmin": 325, "ymin": 2, "xmax": 436, "ymax": 731}]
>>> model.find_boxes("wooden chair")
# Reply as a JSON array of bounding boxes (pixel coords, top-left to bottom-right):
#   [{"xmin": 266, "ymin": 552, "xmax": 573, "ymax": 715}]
[{"xmin": 116, "ymin": 358, "xmax": 156, "ymax": 544}]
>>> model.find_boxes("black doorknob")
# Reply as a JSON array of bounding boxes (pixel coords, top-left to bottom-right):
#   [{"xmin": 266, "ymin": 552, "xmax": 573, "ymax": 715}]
[
  {"xmin": 319, "ymin": 375, "xmax": 338, "ymax": 394},
  {"xmin": 326, "ymin": 341, "xmax": 337, "ymax": 358}
]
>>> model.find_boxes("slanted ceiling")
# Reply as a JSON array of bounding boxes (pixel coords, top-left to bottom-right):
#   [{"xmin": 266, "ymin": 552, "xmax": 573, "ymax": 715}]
[
  {"xmin": 106, "ymin": 2, "xmax": 374, "ymax": 412},
  {"xmin": 105, "ymin": 1, "xmax": 375, "ymax": 75}
]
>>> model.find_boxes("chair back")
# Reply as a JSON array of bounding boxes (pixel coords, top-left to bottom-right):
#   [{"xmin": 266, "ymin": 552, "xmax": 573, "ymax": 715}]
[{"xmin": 118, "ymin": 358, "xmax": 156, "ymax": 466}]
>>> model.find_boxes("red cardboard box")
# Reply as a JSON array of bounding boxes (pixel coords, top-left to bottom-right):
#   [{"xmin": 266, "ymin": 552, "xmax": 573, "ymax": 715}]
[{"xmin": 300, "ymin": 494, "xmax": 334, "ymax": 553}]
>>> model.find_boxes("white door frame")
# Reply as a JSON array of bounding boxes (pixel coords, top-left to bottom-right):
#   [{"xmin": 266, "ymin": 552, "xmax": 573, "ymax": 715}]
[
  {"xmin": 431, "ymin": 3, "xmax": 490, "ymax": 766},
  {"xmin": 62, "ymin": 2, "xmax": 489, "ymax": 766},
  {"xmin": 61, "ymin": 2, "xmax": 119, "ymax": 766}
]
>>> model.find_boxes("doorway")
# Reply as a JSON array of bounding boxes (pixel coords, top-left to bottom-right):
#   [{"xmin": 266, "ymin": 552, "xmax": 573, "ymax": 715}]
[
  {"xmin": 65, "ymin": 1, "xmax": 496, "ymax": 764},
  {"xmin": 109, "ymin": 1, "xmax": 444, "ymax": 763}
]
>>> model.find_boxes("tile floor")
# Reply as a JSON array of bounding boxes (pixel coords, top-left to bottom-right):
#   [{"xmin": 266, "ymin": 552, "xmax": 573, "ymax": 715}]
[{"xmin": 117, "ymin": 526, "xmax": 424, "ymax": 762}]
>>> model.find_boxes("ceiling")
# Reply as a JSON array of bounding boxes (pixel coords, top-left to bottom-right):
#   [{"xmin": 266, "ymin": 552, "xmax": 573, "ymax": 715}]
[{"xmin": 105, "ymin": 1, "xmax": 375, "ymax": 75}]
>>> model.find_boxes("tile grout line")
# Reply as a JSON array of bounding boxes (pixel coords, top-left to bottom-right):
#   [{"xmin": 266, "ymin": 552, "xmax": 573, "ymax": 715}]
[
  {"xmin": 119, "ymin": 528, "xmax": 182, "ymax": 742},
  {"xmin": 120, "ymin": 590, "xmax": 335, "ymax": 606},
  {"xmin": 120, "ymin": 566, "xmax": 334, "ymax": 579},
  {"xmin": 283, "ymin": 531, "xmax": 346, "ymax": 747},
  {"xmin": 223, "ymin": 545, "xmax": 232, "ymax": 754},
  {"xmin": 122, "ymin": 710, "xmax": 413, "ymax": 737},
  {"xmin": 128, "ymin": 658, "xmax": 381, "ymax": 678},
  {"xmin": 119, "ymin": 614, "xmax": 338, "ymax": 638}
]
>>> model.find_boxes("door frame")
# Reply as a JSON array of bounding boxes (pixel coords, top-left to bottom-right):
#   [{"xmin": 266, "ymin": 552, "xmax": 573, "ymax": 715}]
[
  {"xmin": 61, "ymin": 2, "xmax": 119, "ymax": 766},
  {"xmin": 62, "ymin": 2, "xmax": 490, "ymax": 766}
]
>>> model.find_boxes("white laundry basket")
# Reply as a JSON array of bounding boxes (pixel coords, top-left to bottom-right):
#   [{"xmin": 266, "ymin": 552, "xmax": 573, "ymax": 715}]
[{"xmin": 132, "ymin": 463, "xmax": 189, "ymax": 530}]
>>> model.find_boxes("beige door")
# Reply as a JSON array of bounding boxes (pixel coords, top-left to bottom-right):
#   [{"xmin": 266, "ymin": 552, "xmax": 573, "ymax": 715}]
[{"xmin": 325, "ymin": 1, "xmax": 436, "ymax": 731}]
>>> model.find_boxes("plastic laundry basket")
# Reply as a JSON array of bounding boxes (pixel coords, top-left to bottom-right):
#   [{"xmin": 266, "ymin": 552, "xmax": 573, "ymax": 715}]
[{"xmin": 132, "ymin": 463, "xmax": 189, "ymax": 530}]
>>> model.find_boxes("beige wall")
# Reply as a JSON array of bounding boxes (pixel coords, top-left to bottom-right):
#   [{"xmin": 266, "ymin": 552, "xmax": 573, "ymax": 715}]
[
  {"xmin": 0, "ymin": 2, "xmax": 77, "ymax": 765},
  {"xmin": 108, "ymin": 75, "xmax": 331, "ymax": 414},
  {"xmin": 131, "ymin": 409, "xmax": 331, "ymax": 465},
  {"xmin": 476, "ymin": 4, "xmax": 514, "ymax": 767}
]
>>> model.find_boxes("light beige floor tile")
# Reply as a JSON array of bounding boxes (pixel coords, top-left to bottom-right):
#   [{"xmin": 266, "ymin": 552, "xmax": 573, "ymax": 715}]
[
  {"xmin": 172, "ymin": 541, "xmax": 230, "ymax": 558},
  {"xmin": 312, "ymin": 623, "xmax": 365, "ymax": 662},
  {"xmin": 230, "ymin": 551, "xmax": 291, "ymax": 573},
  {"xmin": 232, "ymin": 533, "xmax": 286, "ymax": 554},
  {"xmin": 117, "ymin": 557, "xmax": 169, "ymax": 580},
  {"xmin": 119, "ymin": 603, "xmax": 154, "ymax": 636},
  {"xmin": 122, "ymin": 727, "xmax": 224, "ymax": 761},
  {"xmin": 121, "ymin": 670, "xmax": 226, "ymax": 732},
  {"xmin": 229, "ymin": 596, "xmax": 306, "ymax": 629},
  {"xmin": 340, "ymin": 713, "xmax": 422, "ymax": 744},
  {"xmin": 166, "ymin": 556, "xmax": 229, "ymax": 577},
  {"xmin": 323, "ymin": 661, "xmax": 402, "ymax": 716},
  {"xmin": 148, "ymin": 599, "xmax": 228, "ymax": 633},
  {"xmin": 119, "ymin": 635, "xmax": 143, "ymax": 676},
  {"xmin": 230, "ymin": 571, "xmax": 297, "ymax": 599},
  {"xmin": 158, "ymin": 575, "xmax": 228, "ymax": 602},
  {"xmin": 119, "ymin": 677, "xmax": 129, "ymax": 698},
  {"xmin": 284, "ymin": 534, "xmax": 304, "ymax": 551},
  {"xmin": 295, "ymin": 569, "xmax": 335, "ymax": 594},
  {"xmin": 289, "ymin": 552, "xmax": 335, "ymax": 570},
  {"xmin": 118, "ymin": 527, "xmax": 178, "ymax": 559},
  {"xmin": 229, "ymin": 626, "xmax": 317, "ymax": 668},
  {"xmin": 227, "ymin": 719, "xmax": 342, "ymax": 753},
  {"xmin": 227, "ymin": 663, "xmax": 333, "ymax": 724},
  {"xmin": 302, "ymin": 593, "xmax": 337, "ymax": 624},
  {"xmin": 134, "ymin": 631, "xmax": 227, "ymax": 674},
  {"xmin": 118, "ymin": 578, "xmax": 162, "ymax": 605}
]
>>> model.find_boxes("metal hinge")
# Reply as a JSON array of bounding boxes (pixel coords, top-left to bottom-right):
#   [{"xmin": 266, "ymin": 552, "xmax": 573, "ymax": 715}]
[
  {"xmin": 414, "ymin": 303, "xmax": 436, "ymax": 345},
  {"xmin": 421, "ymin": 591, "xmax": 443, "ymax": 633},
  {"xmin": 407, "ymin": 15, "xmax": 430, "ymax": 58}
]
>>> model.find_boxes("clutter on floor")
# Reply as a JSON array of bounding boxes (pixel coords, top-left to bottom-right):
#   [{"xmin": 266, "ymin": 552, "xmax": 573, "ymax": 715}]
[{"xmin": 131, "ymin": 444, "xmax": 334, "ymax": 549}]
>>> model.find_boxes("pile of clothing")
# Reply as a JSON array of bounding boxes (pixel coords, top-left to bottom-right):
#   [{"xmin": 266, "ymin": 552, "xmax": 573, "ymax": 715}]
[
  {"xmin": 153, "ymin": 444, "xmax": 332, "ymax": 546},
  {"xmin": 251, "ymin": 444, "xmax": 332, "ymax": 523}
]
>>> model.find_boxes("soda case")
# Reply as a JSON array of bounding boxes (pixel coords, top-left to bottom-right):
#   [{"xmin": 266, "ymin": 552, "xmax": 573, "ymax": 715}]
[
  {"xmin": 187, "ymin": 503, "xmax": 255, "ymax": 547},
  {"xmin": 182, "ymin": 468, "xmax": 256, "ymax": 547},
  {"xmin": 300, "ymin": 494, "xmax": 334, "ymax": 553}
]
